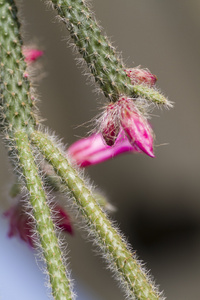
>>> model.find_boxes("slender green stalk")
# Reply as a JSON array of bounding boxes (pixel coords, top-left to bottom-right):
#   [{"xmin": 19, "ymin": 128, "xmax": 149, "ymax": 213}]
[
  {"xmin": 0, "ymin": 0, "xmax": 36, "ymax": 136},
  {"xmin": 0, "ymin": 1, "xmax": 73, "ymax": 299},
  {"xmin": 49, "ymin": 0, "xmax": 133, "ymax": 101},
  {"xmin": 133, "ymin": 85, "xmax": 172, "ymax": 107},
  {"xmin": 46, "ymin": 0, "xmax": 169, "ymax": 106},
  {"xmin": 31, "ymin": 130, "xmax": 163, "ymax": 300},
  {"xmin": 15, "ymin": 130, "xmax": 73, "ymax": 300}
]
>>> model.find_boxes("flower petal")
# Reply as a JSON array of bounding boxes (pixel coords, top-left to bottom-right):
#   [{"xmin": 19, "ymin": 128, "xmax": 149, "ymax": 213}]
[
  {"xmin": 119, "ymin": 98, "xmax": 155, "ymax": 158},
  {"xmin": 67, "ymin": 129, "xmax": 141, "ymax": 167}
]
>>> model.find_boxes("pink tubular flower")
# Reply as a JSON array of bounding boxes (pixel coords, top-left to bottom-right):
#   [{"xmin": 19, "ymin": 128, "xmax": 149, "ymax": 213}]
[
  {"xmin": 125, "ymin": 68, "xmax": 157, "ymax": 86},
  {"xmin": 23, "ymin": 48, "xmax": 43, "ymax": 63},
  {"xmin": 4, "ymin": 203, "xmax": 73, "ymax": 247},
  {"xmin": 67, "ymin": 129, "xmax": 142, "ymax": 167},
  {"xmin": 97, "ymin": 96, "xmax": 155, "ymax": 159}
]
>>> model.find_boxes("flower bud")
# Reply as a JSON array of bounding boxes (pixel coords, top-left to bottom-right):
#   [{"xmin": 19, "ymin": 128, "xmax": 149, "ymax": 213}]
[
  {"xmin": 23, "ymin": 48, "xmax": 43, "ymax": 63},
  {"xmin": 125, "ymin": 68, "xmax": 157, "ymax": 86}
]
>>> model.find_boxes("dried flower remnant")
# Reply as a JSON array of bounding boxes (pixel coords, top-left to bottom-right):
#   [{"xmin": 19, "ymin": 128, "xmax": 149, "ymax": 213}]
[{"xmin": 100, "ymin": 103, "xmax": 120, "ymax": 146}]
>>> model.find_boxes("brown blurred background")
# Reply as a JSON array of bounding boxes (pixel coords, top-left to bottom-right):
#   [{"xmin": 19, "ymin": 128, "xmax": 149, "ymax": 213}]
[{"xmin": 1, "ymin": 0, "xmax": 200, "ymax": 299}]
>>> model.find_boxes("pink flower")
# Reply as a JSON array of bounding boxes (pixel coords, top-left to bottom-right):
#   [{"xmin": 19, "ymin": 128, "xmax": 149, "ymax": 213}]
[
  {"xmin": 23, "ymin": 48, "xmax": 43, "ymax": 63},
  {"xmin": 67, "ymin": 129, "xmax": 142, "ymax": 167},
  {"xmin": 97, "ymin": 96, "xmax": 155, "ymax": 159},
  {"xmin": 125, "ymin": 68, "xmax": 157, "ymax": 86},
  {"xmin": 4, "ymin": 203, "xmax": 73, "ymax": 247}
]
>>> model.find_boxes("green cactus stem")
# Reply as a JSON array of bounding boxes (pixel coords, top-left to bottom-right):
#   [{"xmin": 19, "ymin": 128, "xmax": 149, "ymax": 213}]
[
  {"xmin": 0, "ymin": 0, "xmax": 36, "ymax": 136},
  {"xmin": 45, "ymin": 0, "xmax": 169, "ymax": 106},
  {"xmin": 0, "ymin": 1, "xmax": 73, "ymax": 298},
  {"xmin": 31, "ymin": 130, "xmax": 162, "ymax": 300},
  {"xmin": 133, "ymin": 85, "xmax": 172, "ymax": 107},
  {"xmin": 15, "ymin": 130, "xmax": 74, "ymax": 300},
  {"xmin": 49, "ymin": 0, "xmax": 133, "ymax": 101}
]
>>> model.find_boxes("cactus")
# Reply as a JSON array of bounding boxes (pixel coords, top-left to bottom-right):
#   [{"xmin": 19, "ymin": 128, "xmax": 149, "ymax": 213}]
[{"xmin": 0, "ymin": 0, "xmax": 172, "ymax": 299}]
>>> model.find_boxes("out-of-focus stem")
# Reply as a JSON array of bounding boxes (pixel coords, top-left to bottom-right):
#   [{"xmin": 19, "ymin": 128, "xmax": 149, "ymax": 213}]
[
  {"xmin": 32, "ymin": 130, "xmax": 162, "ymax": 300},
  {"xmin": 15, "ymin": 130, "xmax": 74, "ymax": 300}
]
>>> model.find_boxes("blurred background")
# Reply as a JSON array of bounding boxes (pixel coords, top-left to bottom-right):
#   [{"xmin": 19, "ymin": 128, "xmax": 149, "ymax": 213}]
[{"xmin": 1, "ymin": 0, "xmax": 200, "ymax": 299}]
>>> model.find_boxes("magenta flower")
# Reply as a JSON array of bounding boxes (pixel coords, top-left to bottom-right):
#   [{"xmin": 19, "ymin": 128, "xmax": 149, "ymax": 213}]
[
  {"xmin": 67, "ymin": 129, "xmax": 142, "ymax": 167},
  {"xmin": 68, "ymin": 66, "xmax": 156, "ymax": 166},
  {"xmin": 23, "ymin": 48, "xmax": 43, "ymax": 63},
  {"xmin": 125, "ymin": 68, "xmax": 157, "ymax": 86},
  {"xmin": 54, "ymin": 205, "xmax": 73, "ymax": 235},
  {"xmin": 4, "ymin": 203, "xmax": 73, "ymax": 247},
  {"xmin": 97, "ymin": 96, "xmax": 155, "ymax": 159}
]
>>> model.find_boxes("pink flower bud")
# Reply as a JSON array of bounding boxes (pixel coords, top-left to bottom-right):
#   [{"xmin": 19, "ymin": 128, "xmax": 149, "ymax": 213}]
[
  {"xmin": 23, "ymin": 48, "xmax": 43, "ymax": 63},
  {"xmin": 23, "ymin": 72, "xmax": 29, "ymax": 78},
  {"xmin": 4, "ymin": 203, "xmax": 73, "ymax": 247},
  {"xmin": 67, "ymin": 129, "xmax": 141, "ymax": 167},
  {"xmin": 125, "ymin": 68, "xmax": 157, "ymax": 86}
]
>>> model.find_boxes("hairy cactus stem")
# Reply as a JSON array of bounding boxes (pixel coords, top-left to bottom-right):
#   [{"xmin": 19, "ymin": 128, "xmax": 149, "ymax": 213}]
[
  {"xmin": 0, "ymin": 2, "xmax": 73, "ymax": 299},
  {"xmin": 48, "ymin": 0, "xmax": 133, "ymax": 101},
  {"xmin": 0, "ymin": 0, "xmax": 36, "ymax": 138},
  {"xmin": 31, "ymin": 130, "xmax": 162, "ymax": 300},
  {"xmin": 15, "ymin": 131, "xmax": 74, "ymax": 300},
  {"xmin": 46, "ymin": 0, "xmax": 170, "ymax": 106}
]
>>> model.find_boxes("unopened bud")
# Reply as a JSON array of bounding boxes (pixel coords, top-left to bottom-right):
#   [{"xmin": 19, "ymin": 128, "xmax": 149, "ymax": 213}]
[{"xmin": 125, "ymin": 68, "xmax": 157, "ymax": 86}]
